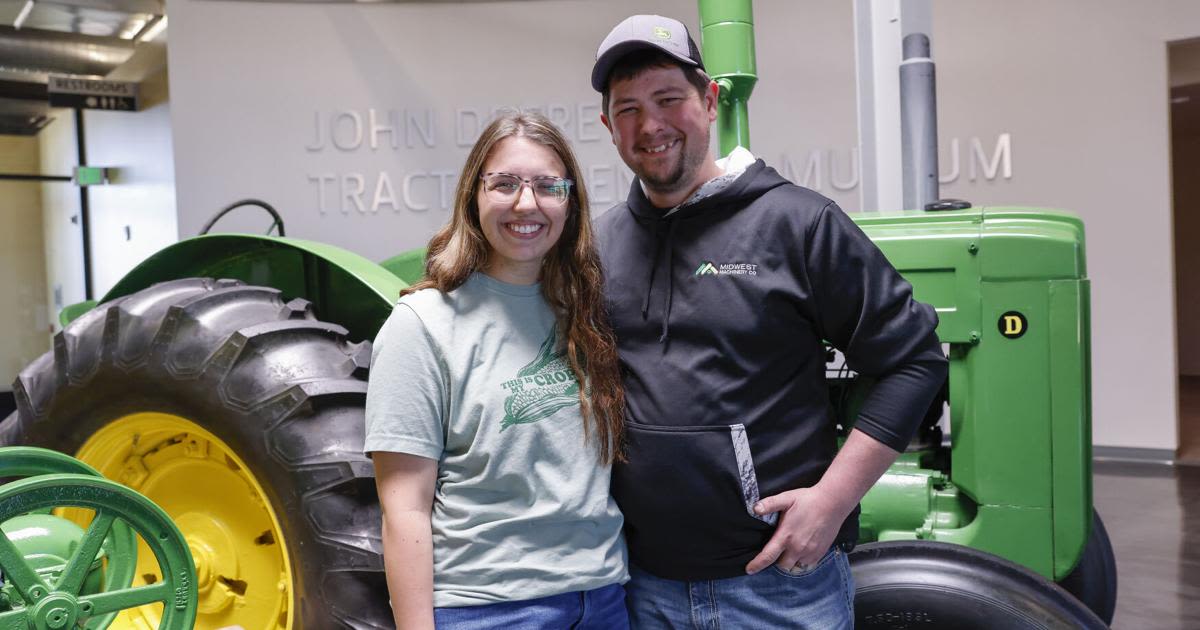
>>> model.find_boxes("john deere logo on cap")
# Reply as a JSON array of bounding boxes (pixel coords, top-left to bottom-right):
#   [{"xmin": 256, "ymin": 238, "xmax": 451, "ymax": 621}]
[{"xmin": 653, "ymin": 26, "xmax": 672, "ymax": 40}]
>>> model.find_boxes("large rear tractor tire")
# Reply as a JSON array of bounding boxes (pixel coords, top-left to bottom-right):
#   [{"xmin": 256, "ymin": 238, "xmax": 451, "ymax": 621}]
[
  {"xmin": 0, "ymin": 278, "xmax": 390, "ymax": 629},
  {"xmin": 850, "ymin": 540, "xmax": 1108, "ymax": 629},
  {"xmin": 1058, "ymin": 509, "xmax": 1118, "ymax": 625}
]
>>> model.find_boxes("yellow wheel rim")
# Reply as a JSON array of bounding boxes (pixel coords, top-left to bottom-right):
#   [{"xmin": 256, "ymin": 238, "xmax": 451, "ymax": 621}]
[{"xmin": 71, "ymin": 412, "xmax": 294, "ymax": 630}]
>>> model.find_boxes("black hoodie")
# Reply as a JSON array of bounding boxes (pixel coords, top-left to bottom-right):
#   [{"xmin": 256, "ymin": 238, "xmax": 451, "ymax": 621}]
[{"xmin": 596, "ymin": 159, "xmax": 948, "ymax": 580}]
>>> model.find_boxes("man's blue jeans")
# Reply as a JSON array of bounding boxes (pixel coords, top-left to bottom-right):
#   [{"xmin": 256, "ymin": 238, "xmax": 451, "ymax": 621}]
[
  {"xmin": 626, "ymin": 548, "xmax": 854, "ymax": 629},
  {"xmin": 433, "ymin": 583, "xmax": 630, "ymax": 629}
]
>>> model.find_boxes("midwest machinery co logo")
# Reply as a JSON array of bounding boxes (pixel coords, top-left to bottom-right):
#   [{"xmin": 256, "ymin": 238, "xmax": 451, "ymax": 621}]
[
  {"xmin": 694, "ymin": 261, "xmax": 759, "ymax": 277},
  {"xmin": 653, "ymin": 26, "xmax": 672, "ymax": 39}
]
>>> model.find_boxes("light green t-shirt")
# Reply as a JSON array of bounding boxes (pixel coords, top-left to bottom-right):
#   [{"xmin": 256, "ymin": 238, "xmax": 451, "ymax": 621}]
[{"xmin": 364, "ymin": 272, "xmax": 628, "ymax": 608}]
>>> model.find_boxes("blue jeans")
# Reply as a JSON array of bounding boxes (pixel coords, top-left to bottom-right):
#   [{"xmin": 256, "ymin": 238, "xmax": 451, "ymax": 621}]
[
  {"xmin": 626, "ymin": 548, "xmax": 854, "ymax": 629},
  {"xmin": 433, "ymin": 583, "xmax": 630, "ymax": 629}
]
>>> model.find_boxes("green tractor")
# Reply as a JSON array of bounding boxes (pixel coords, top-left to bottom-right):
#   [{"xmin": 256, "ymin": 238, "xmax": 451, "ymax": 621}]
[
  {"xmin": 845, "ymin": 206, "xmax": 1110, "ymax": 628},
  {"xmin": 0, "ymin": 1, "xmax": 1114, "ymax": 629}
]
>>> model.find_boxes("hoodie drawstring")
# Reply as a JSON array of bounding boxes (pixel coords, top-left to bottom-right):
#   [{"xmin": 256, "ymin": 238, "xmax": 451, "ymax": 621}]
[
  {"xmin": 640, "ymin": 228, "xmax": 663, "ymax": 320},
  {"xmin": 658, "ymin": 219, "xmax": 678, "ymax": 343},
  {"xmin": 640, "ymin": 218, "xmax": 678, "ymax": 343}
]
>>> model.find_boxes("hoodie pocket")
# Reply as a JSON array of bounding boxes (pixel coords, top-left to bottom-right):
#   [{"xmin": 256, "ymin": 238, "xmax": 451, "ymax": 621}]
[{"xmin": 613, "ymin": 421, "xmax": 776, "ymax": 580}]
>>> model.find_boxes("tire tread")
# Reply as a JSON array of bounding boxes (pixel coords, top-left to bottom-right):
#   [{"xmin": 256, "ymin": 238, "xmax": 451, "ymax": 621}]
[{"xmin": 1, "ymin": 278, "xmax": 388, "ymax": 629}]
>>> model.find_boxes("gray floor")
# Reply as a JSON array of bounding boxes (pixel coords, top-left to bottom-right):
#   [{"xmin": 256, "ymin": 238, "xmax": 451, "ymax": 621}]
[{"xmin": 1095, "ymin": 460, "xmax": 1200, "ymax": 629}]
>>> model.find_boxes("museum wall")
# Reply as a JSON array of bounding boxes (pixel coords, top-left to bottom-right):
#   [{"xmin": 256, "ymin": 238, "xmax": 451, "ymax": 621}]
[{"xmin": 165, "ymin": 0, "xmax": 1200, "ymax": 451}]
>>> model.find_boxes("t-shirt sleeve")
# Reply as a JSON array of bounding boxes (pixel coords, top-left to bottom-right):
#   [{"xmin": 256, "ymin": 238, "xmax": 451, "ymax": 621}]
[
  {"xmin": 802, "ymin": 202, "xmax": 949, "ymax": 452},
  {"xmin": 364, "ymin": 302, "xmax": 446, "ymax": 460}
]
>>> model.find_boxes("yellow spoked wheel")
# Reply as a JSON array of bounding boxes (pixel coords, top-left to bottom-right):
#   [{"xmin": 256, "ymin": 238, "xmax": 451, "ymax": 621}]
[{"xmin": 72, "ymin": 413, "xmax": 292, "ymax": 630}]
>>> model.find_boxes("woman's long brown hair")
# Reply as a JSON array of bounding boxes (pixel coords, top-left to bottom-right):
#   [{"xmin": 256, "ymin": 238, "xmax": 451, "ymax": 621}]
[{"xmin": 402, "ymin": 110, "xmax": 625, "ymax": 464}]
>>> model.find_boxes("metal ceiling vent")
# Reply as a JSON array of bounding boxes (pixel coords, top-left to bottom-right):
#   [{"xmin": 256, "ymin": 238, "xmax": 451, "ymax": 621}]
[
  {"xmin": 0, "ymin": 0, "xmax": 164, "ymax": 134},
  {"xmin": 1, "ymin": 0, "xmax": 165, "ymax": 75},
  {"xmin": 0, "ymin": 25, "xmax": 135, "ymax": 77}
]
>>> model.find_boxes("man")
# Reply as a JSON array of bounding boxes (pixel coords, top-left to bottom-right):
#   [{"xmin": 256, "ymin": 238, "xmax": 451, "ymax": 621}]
[{"xmin": 591, "ymin": 14, "xmax": 949, "ymax": 628}]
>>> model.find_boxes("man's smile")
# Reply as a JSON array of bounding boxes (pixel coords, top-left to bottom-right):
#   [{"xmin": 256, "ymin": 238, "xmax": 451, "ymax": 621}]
[{"xmin": 640, "ymin": 139, "xmax": 681, "ymax": 154}]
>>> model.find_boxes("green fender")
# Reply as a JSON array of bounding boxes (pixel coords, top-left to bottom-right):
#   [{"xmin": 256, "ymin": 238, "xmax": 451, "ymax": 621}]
[
  {"xmin": 78, "ymin": 235, "xmax": 413, "ymax": 342},
  {"xmin": 379, "ymin": 247, "xmax": 428, "ymax": 286}
]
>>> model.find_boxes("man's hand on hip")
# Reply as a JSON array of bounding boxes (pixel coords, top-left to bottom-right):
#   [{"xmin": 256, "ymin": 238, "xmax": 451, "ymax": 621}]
[
  {"xmin": 743, "ymin": 428, "xmax": 905, "ymax": 575},
  {"xmin": 744, "ymin": 486, "xmax": 848, "ymax": 574}
]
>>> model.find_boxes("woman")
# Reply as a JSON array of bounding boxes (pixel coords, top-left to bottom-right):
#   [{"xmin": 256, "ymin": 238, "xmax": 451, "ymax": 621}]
[{"xmin": 364, "ymin": 110, "xmax": 629, "ymax": 629}]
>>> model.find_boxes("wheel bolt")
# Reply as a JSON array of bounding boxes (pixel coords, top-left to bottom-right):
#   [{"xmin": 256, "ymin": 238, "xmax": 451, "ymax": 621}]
[{"xmin": 47, "ymin": 610, "xmax": 67, "ymax": 629}]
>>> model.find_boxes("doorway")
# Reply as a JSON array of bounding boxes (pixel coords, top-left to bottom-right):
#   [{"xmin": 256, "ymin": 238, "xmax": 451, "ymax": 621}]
[
  {"xmin": 0, "ymin": 134, "xmax": 53, "ymax": 418},
  {"xmin": 1170, "ymin": 39, "xmax": 1200, "ymax": 463}
]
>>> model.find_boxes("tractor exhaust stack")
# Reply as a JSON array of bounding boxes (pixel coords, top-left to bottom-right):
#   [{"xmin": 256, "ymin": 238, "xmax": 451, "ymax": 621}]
[{"xmin": 900, "ymin": 33, "xmax": 939, "ymax": 211}]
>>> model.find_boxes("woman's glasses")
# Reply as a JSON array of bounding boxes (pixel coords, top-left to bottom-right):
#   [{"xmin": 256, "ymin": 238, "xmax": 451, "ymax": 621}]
[{"xmin": 480, "ymin": 173, "xmax": 574, "ymax": 207}]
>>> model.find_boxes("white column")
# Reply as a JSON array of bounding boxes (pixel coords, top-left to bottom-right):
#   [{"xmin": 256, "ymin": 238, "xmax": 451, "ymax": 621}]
[{"xmin": 853, "ymin": 0, "xmax": 931, "ymax": 212}]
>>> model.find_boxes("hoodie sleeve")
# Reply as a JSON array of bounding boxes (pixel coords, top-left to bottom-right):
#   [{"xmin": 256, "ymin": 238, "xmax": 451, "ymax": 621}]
[{"xmin": 802, "ymin": 202, "xmax": 949, "ymax": 452}]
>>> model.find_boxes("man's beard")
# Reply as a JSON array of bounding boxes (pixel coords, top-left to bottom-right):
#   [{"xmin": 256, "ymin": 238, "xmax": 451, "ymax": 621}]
[
  {"xmin": 640, "ymin": 156, "xmax": 687, "ymax": 193},
  {"xmin": 637, "ymin": 134, "xmax": 709, "ymax": 202}
]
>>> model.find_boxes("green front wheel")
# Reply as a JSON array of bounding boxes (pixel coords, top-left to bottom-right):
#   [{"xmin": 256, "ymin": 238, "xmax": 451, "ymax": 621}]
[{"xmin": 0, "ymin": 474, "xmax": 197, "ymax": 629}]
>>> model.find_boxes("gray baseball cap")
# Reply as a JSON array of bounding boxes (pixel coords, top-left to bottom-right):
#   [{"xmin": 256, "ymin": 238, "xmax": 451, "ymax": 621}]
[{"xmin": 591, "ymin": 14, "xmax": 705, "ymax": 92}]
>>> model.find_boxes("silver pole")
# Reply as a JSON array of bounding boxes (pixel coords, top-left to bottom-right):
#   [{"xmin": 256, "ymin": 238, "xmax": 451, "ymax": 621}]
[{"xmin": 900, "ymin": 33, "xmax": 939, "ymax": 211}]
